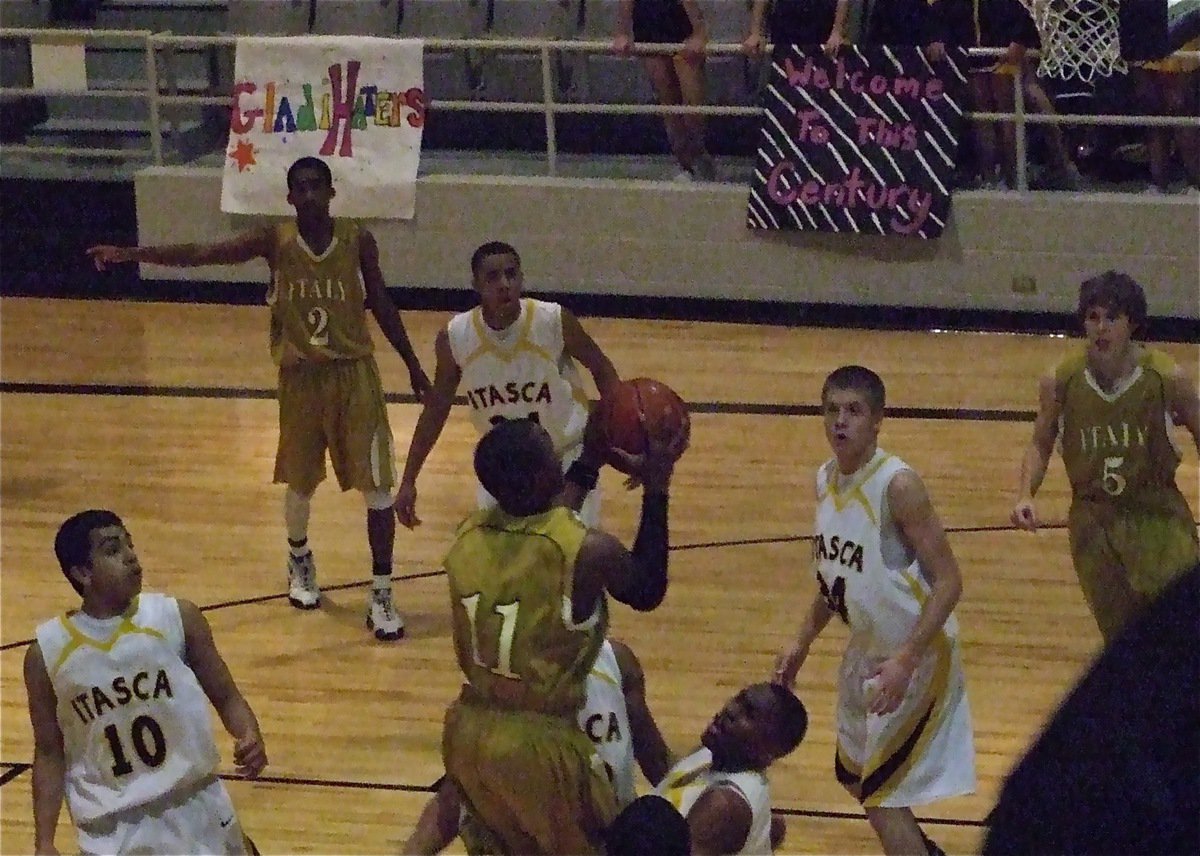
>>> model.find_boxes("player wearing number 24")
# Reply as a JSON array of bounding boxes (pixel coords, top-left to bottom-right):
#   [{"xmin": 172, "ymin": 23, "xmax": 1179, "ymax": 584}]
[
  {"xmin": 87, "ymin": 157, "xmax": 431, "ymax": 641},
  {"xmin": 1011, "ymin": 271, "xmax": 1200, "ymax": 643},
  {"xmin": 24, "ymin": 510, "xmax": 267, "ymax": 855}
]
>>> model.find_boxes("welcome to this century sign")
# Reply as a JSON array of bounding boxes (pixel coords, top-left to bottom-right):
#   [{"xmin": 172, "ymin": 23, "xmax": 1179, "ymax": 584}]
[{"xmin": 747, "ymin": 44, "xmax": 969, "ymax": 238}]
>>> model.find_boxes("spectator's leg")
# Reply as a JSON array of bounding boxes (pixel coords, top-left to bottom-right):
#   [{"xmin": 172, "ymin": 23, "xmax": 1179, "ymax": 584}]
[
  {"xmin": 641, "ymin": 54, "xmax": 692, "ymax": 173},
  {"xmin": 970, "ymin": 71, "xmax": 1001, "ymax": 185},
  {"xmin": 671, "ymin": 51, "xmax": 714, "ymax": 178},
  {"xmin": 1164, "ymin": 70, "xmax": 1200, "ymax": 186},
  {"xmin": 990, "ymin": 71, "xmax": 1019, "ymax": 187},
  {"xmin": 1133, "ymin": 66, "xmax": 1171, "ymax": 188},
  {"xmin": 1023, "ymin": 73, "xmax": 1081, "ymax": 187}
]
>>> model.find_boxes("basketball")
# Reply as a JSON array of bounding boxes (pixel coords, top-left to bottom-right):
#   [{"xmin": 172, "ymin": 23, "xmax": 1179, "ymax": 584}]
[{"xmin": 597, "ymin": 378, "xmax": 689, "ymax": 474}]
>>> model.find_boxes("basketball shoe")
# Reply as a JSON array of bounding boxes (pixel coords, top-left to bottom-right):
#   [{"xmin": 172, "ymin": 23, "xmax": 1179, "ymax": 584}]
[
  {"xmin": 367, "ymin": 587, "xmax": 405, "ymax": 641},
  {"xmin": 286, "ymin": 551, "xmax": 320, "ymax": 609}
]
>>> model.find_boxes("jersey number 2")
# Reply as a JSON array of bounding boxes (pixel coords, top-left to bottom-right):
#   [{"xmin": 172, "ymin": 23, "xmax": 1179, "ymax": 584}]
[
  {"xmin": 307, "ymin": 306, "xmax": 329, "ymax": 347},
  {"xmin": 103, "ymin": 715, "xmax": 166, "ymax": 776},
  {"xmin": 460, "ymin": 594, "xmax": 521, "ymax": 679}
]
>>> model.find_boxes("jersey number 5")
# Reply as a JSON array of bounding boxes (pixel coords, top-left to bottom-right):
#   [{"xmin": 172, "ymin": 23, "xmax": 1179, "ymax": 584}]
[
  {"xmin": 460, "ymin": 594, "xmax": 521, "ymax": 679},
  {"xmin": 102, "ymin": 715, "xmax": 167, "ymax": 776},
  {"xmin": 1101, "ymin": 456, "xmax": 1127, "ymax": 497}
]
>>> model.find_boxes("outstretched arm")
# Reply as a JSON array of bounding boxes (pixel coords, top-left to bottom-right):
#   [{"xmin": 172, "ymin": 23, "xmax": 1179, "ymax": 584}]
[
  {"xmin": 1012, "ymin": 373, "xmax": 1063, "ymax": 530},
  {"xmin": 561, "ymin": 308, "xmax": 620, "ymax": 399},
  {"xmin": 870, "ymin": 469, "xmax": 963, "ymax": 715},
  {"xmin": 775, "ymin": 589, "xmax": 834, "ymax": 687},
  {"xmin": 610, "ymin": 640, "xmax": 674, "ymax": 786},
  {"xmin": 87, "ymin": 226, "xmax": 273, "ymax": 270},
  {"xmin": 179, "ymin": 599, "xmax": 267, "ymax": 778},
  {"xmin": 395, "ymin": 329, "xmax": 461, "ymax": 528},
  {"xmin": 24, "ymin": 643, "xmax": 65, "ymax": 856},
  {"xmin": 359, "ymin": 228, "xmax": 430, "ymax": 398}
]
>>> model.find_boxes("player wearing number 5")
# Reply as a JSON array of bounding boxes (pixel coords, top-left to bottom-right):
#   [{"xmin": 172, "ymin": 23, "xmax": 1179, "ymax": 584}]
[
  {"xmin": 774, "ymin": 366, "xmax": 974, "ymax": 856},
  {"xmin": 395, "ymin": 241, "xmax": 620, "ymax": 531},
  {"xmin": 86, "ymin": 157, "xmax": 431, "ymax": 641},
  {"xmin": 24, "ymin": 510, "xmax": 267, "ymax": 855},
  {"xmin": 1011, "ymin": 271, "xmax": 1200, "ymax": 643},
  {"xmin": 440, "ymin": 416, "xmax": 682, "ymax": 854}
]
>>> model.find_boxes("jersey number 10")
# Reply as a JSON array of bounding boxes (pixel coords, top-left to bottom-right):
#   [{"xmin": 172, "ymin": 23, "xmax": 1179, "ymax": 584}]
[{"xmin": 103, "ymin": 715, "xmax": 167, "ymax": 776}]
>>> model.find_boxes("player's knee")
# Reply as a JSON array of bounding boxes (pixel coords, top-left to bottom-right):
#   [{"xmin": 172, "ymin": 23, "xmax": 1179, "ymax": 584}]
[{"xmin": 361, "ymin": 488, "xmax": 395, "ymax": 510}]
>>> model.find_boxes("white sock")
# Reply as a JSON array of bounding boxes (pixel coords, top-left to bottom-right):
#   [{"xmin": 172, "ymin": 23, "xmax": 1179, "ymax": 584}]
[{"xmin": 284, "ymin": 488, "xmax": 312, "ymax": 554}]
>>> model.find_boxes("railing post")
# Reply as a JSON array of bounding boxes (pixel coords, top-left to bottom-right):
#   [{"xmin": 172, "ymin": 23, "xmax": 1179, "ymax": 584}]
[
  {"xmin": 541, "ymin": 43, "xmax": 557, "ymax": 176},
  {"xmin": 1013, "ymin": 61, "xmax": 1028, "ymax": 192},
  {"xmin": 145, "ymin": 32, "xmax": 163, "ymax": 165}
]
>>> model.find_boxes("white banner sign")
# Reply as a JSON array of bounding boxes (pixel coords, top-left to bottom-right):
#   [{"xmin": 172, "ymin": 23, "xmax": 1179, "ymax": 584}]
[{"xmin": 221, "ymin": 36, "xmax": 424, "ymax": 219}]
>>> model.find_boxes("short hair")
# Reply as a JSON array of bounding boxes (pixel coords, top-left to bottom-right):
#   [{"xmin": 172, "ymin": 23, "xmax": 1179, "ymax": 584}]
[
  {"xmin": 55, "ymin": 509, "xmax": 124, "ymax": 595},
  {"xmin": 474, "ymin": 419, "xmax": 554, "ymax": 515},
  {"xmin": 286, "ymin": 156, "xmax": 332, "ymax": 192},
  {"xmin": 766, "ymin": 683, "xmax": 809, "ymax": 756},
  {"xmin": 604, "ymin": 794, "xmax": 691, "ymax": 856},
  {"xmin": 1078, "ymin": 270, "xmax": 1148, "ymax": 333},
  {"xmin": 470, "ymin": 241, "xmax": 521, "ymax": 277},
  {"xmin": 821, "ymin": 365, "xmax": 886, "ymax": 416}
]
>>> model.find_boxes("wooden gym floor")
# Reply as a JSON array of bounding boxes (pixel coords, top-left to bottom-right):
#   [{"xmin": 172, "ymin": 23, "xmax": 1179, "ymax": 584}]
[{"xmin": 1, "ymin": 297, "xmax": 1196, "ymax": 854}]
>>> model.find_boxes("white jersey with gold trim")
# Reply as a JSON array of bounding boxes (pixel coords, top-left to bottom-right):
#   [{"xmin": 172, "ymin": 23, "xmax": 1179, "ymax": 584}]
[
  {"xmin": 446, "ymin": 298, "xmax": 590, "ymax": 456},
  {"xmin": 814, "ymin": 449, "xmax": 975, "ymax": 808},
  {"xmin": 653, "ymin": 747, "xmax": 773, "ymax": 854},
  {"xmin": 578, "ymin": 640, "xmax": 635, "ymax": 807},
  {"xmin": 34, "ymin": 593, "xmax": 221, "ymax": 825}
]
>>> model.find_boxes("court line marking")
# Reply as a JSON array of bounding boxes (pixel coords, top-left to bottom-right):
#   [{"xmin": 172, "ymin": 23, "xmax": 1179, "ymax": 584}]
[
  {"xmin": 0, "ymin": 381, "xmax": 1036, "ymax": 422},
  {"xmin": 0, "ymin": 762, "xmax": 987, "ymax": 826}
]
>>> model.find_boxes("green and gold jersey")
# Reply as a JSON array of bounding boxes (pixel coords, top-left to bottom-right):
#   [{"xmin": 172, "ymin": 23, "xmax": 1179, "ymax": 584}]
[
  {"xmin": 1056, "ymin": 346, "xmax": 1184, "ymax": 507},
  {"xmin": 266, "ymin": 220, "xmax": 374, "ymax": 366},
  {"xmin": 444, "ymin": 506, "xmax": 606, "ymax": 717}
]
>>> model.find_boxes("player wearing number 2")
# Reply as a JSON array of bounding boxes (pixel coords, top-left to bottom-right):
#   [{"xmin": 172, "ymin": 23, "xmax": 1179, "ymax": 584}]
[
  {"xmin": 395, "ymin": 241, "xmax": 621, "ymax": 531},
  {"xmin": 440, "ymin": 416, "xmax": 683, "ymax": 854},
  {"xmin": 774, "ymin": 365, "xmax": 974, "ymax": 856},
  {"xmin": 86, "ymin": 157, "xmax": 431, "ymax": 640},
  {"xmin": 1011, "ymin": 271, "xmax": 1200, "ymax": 643},
  {"xmin": 24, "ymin": 510, "xmax": 267, "ymax": 855}
]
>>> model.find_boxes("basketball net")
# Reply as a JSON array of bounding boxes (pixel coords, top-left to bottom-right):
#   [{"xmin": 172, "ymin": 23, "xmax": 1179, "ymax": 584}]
[{"xmin": 1019, "ymin": 0, "xmax": 1127, "ymax": 82}]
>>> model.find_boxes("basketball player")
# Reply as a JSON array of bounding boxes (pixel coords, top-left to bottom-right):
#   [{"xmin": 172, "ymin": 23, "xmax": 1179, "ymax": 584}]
[
  {"xmin": 775, "ymin": 365, "xmax": 975, "ymax": 856},
  {"xmin": 1011, "ymin": 271, "xmax": 1200, "ymax": 642},
  {"xmin": 86, "ymin": 157, "xmax": 430, "ymax": 641},
  {"xmin": 440, "ymin": 416, "xmax": 682, "ymax": 854},
  {"xmin": 400, "ymin": 637, "xmax": 673, "ymax": 854},
  {"xmin": 24, "ymin": 509, "xmax": 267, "ymax": 855},
  {"xmin": 395, "ymin": 240, "xmax": 620, "ymax": 530},
  {"xmin": 653, "ymin": 682, "xmax": 807, "ymax": 855}
]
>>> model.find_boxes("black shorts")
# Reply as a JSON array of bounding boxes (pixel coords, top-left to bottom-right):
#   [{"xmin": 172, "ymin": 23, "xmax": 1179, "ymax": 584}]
[
  {"xmin": 632, "ymin": 0, "xmax": 693, "ymax": 44},
  {"xmin": 769, "ymin": 0, "xmax": 837, "ymax": 47}
]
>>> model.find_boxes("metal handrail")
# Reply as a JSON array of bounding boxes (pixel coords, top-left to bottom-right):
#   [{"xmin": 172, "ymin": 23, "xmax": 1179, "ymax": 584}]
[{"xmin": 1, "ymin": 27, "xmax": 1197, "ymax": 190}]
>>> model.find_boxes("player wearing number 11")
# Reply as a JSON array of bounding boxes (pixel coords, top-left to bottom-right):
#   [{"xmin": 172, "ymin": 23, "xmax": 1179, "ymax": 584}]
[
  {"xmin": 24, "ymin": 510, "xmax": 267, "ymax": 855},
  {"xmin": 1011, "ymin": 271, "xmax": 1200, "ymax": 643},
  {"xmin": 86, "ymin": 157, "xmax": 432, "ymax": 641}
]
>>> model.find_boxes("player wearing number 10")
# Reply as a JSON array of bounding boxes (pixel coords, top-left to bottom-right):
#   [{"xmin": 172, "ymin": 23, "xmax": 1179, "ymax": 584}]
[
  {"xmin": 1011, "ymin": 271, "xmax": 1200, "ymax": 643},
  {"xmin": 86, "ymin": 157, "xmax": 432, "ymax": 641},
  {"xmin": 24, "ymin": 510, "xmax": 267, "ymax": 855}
]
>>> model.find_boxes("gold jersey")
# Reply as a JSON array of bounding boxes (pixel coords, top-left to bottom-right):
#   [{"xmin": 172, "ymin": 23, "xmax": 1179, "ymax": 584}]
[
  {"xmin": 444, "ymin": 506, "xmax": 606, "ymax": 717},
  {"xmin": 1056, "ymin": 346, "xmax": 1185, "ymax": 507},
  {"xmin": 266, "ymin": 220, "xmax": 374, "ymax": 366}
]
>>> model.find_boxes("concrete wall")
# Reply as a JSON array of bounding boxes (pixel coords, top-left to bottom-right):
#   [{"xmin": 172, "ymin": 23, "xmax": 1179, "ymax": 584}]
[{"xmin": 135, "ymin": 167, "xmax": 1200, "ymax": 319}]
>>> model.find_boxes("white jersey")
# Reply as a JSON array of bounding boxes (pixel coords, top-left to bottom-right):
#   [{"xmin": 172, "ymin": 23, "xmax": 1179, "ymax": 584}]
[
  {"xmin": 813, "ymin": 449, "xmax": 960, "ymax": 655},
  {"xmin": 446, "ymin": 298, "xmax": 590, "ymax": 456},
  {"xmin": 653, "ymin": 747, "xmax": 773, "ymax": 854},
  {"xmin": 815, "ymin": 449, "xmax": 975, "ymax": 808},
  {"xmin": 34, "ymin": 594, "xmax": 221, "ymax": 826},
  {"xmin": 578, "ymin": 640, "xmax": 636, "ymax": 807}
]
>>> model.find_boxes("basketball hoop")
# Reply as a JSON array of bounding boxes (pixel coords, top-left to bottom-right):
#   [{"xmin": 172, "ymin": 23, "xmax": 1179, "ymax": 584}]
[{"xmin": 1019, "ymin": 0, "xmax": 1128, "ymax": 82}]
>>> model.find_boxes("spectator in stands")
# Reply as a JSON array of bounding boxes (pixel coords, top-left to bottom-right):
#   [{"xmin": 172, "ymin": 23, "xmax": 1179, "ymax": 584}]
[
  {"xmin": 1129, "ymin": 0, "xmax": 1200, "ymax": 191},
  {"xmin": 742, "ymin": 1, "xmax": 841, "ymax": 59},
  {"xmin": 614, "ymin": 0, "xmax": 718, "ymax": 181},
  {"xmin": 933, "ymin": 0, "xmax": 1083, "ymax": 190}
]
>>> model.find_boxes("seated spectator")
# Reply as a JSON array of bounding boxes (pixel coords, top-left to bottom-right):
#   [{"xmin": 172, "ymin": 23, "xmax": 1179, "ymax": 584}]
[{"xmin": 614, "ymin": 0, "xmax": 718, "ymax": 181}]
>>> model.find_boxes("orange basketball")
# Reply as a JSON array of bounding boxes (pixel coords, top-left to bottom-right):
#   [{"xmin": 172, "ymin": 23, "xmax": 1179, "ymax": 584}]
[{"xmin": 597, "ymin": 378, "xmax": 688, "ymax": 474}]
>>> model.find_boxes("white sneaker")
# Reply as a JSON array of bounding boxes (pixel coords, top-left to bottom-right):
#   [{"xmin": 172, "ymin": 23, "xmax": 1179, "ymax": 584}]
[
  {"xmin": 367, "ymin": 588, "xmax": 405, "ymax": 641},
  {"xmin": 286, "ymin": 552, "xmax": 320, "ymax": 609}
]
